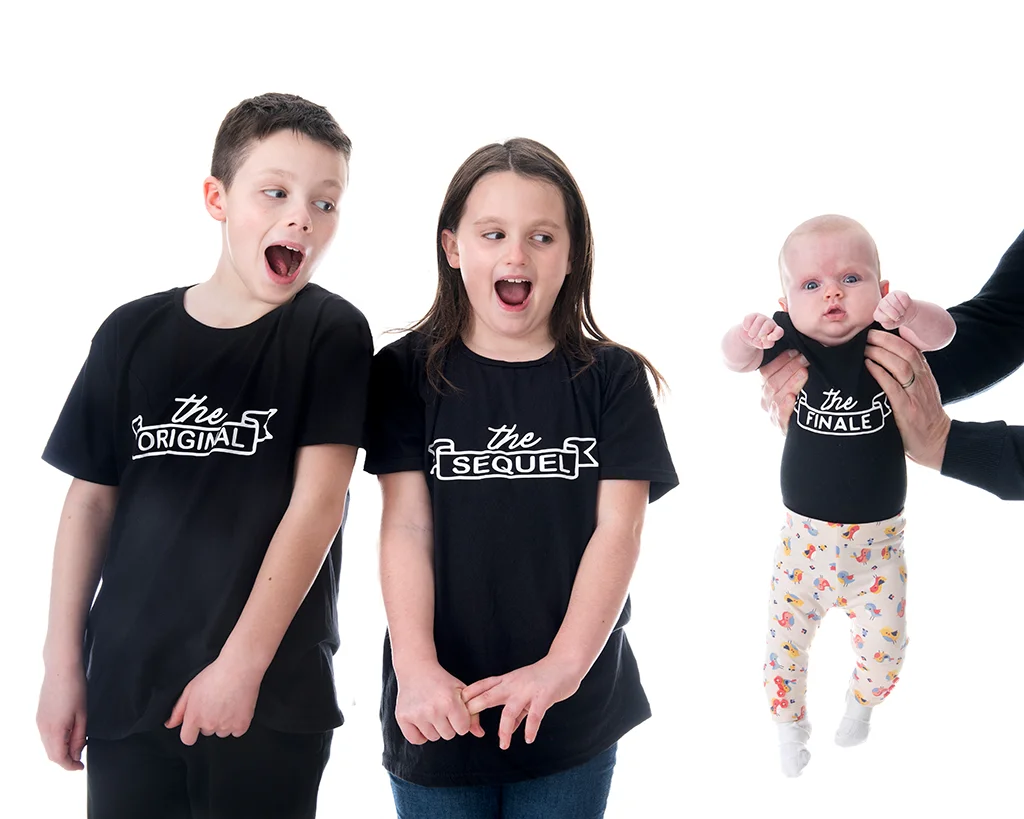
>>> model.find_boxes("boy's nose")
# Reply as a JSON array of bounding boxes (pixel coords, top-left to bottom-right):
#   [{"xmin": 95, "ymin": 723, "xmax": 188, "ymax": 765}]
[{"xmin": 288, "ymin": 206, "xmax": 314, "ymax": 233}]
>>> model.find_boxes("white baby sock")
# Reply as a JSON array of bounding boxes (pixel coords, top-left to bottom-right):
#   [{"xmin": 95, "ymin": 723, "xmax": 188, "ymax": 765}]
[
  {"xmin": 834, "ymin": 694, "xmax": 873, "ymax": 747},
  {"xmin": 777, "ymin": 721, "xmax": 812, "ymax": 777}
]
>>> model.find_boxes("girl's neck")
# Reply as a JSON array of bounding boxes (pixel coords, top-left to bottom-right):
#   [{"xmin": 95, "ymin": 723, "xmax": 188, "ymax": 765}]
[{"xmin": 461, "ymin": 323, "xmax": 556, "ymax": 363}]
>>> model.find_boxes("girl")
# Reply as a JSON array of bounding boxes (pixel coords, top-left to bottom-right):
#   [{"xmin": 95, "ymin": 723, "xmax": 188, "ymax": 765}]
[{"xmin": 365, "ymin": 138, "xmax": 677, "ymax": 818}]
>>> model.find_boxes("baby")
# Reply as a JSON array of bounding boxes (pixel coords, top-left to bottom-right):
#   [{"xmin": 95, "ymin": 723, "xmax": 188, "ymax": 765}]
[{"xmin": 721, "ymin": 214, "xmax": 955, "ymax": 777}]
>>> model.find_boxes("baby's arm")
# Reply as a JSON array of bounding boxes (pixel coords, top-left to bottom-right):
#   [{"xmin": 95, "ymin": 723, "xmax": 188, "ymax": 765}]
[
  {"xmin": 722, "ymin": 313, "xmax": 785, "ymax": 372},
  {"xmin": 874, "ymin": 292, "xmax": 956, "ymax": 352}
]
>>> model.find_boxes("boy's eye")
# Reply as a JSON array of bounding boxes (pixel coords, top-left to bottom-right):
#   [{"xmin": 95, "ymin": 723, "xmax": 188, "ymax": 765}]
[
  {"xmin": 315, "ymin": 200, "xmax": 335, "ymax": 213},
  {"xmin": 264, "ymin": 189, "xmax": 286, "ymax": 199},
  {"xmin": 483, "ymin": 231, "xmax": 505, "ymax": 240}
]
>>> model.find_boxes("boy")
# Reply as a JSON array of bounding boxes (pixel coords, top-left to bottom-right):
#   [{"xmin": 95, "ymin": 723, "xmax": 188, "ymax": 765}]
[
  {"xmin": 36, "ymin": 93, "xmax": 372, "ymax": 818},
  {"xmin": 721, "ymin": 215, "xmax": 955, "ymax": 777}
]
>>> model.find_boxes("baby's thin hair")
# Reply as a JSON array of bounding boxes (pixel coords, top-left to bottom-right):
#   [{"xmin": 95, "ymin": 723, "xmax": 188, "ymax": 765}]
[{"xmin": 778, "ymin": 214, "xmax": 881, "ymax": 287}]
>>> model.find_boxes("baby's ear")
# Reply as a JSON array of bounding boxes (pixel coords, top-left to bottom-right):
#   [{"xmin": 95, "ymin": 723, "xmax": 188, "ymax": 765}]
[
  {"xmin": 879, "ymin": 280, "xmax": 890, "ymax": 297},
  {"xmin": 778, "ymin": 297, "xmax": 789, "ymax": 312}
]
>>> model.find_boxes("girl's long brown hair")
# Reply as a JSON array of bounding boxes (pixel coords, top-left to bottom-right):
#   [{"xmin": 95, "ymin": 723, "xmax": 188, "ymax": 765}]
[{"xmin": 412, "ymin": 138, "xmax": 665, "ymax": 395}]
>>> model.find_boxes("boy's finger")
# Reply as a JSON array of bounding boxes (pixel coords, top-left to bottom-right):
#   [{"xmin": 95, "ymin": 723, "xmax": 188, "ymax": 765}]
[
  {"xmin": 165, "ymin": 691, "xmax": 187, "ymax": 729},
  {"xmin": 523, "ymin": 706, "xmax": 547, "ymax": 744},
  {"xmin": 69, "ymin": 712, "xmax": 87, "ymax": 763},
  {"xmin": 178, "ymin": 714, "xmax": 200, "ymax": 747},
  {"xmin": 461, "ymin": 675, "xmax": 502, "ymax": 702},
  {"xmin": 498, "ymin": 703, "xmax": 520, "ymax": 751},
  {"xmin": 469, "ymin": 712, "xmax": 485, "ymax": 738}
]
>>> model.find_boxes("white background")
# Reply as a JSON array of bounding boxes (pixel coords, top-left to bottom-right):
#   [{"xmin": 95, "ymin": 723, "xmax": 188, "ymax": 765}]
[{"xmin": 3, "ymin": 1, "xmax": 1021, "ymax": 815}]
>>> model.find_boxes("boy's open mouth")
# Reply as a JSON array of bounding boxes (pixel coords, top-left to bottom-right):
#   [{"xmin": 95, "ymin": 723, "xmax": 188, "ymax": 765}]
[
  {"xmin": 265, "ymin": 244, "xmax": 305, "ymax": 279},
  {"xmin": 495, "ymin": 278, "xmax": 532, "ymax": 308}
]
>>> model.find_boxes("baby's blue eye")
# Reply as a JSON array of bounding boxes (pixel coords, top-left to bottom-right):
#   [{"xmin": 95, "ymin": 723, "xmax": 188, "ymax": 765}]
[
  {"xmin": 315, "ymin": 200, "xmax": 335, "ymax": 213},
  {"xmin": 803, "ymin": 281, "xmax": 819, "ymax": 291},
  {"xmin": 264, "ymin": 189, "xmax": 286, "ymax": 199},
  {"xmin": 843, "ymin": 274, "xmax": 860, "ymax": 284}
]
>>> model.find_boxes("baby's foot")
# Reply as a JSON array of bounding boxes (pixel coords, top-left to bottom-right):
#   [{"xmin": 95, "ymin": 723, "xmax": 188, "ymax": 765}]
[
  {"xmin": 777, "ymin": 721, "xmax": 812, "ymax": 777},
  {"xmin": 835, "ymin": 694, "xmax": 872, "ymax": 747}
]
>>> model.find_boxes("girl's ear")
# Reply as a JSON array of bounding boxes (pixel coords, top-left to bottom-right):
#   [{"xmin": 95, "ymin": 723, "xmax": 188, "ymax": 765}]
[
  {"xmin": 441, "ymin": 229, "xmax": 461, "ymax": 269},
  {"xmin": 203, "ymin": 176, "xmax": 227, "ymax": 222}
]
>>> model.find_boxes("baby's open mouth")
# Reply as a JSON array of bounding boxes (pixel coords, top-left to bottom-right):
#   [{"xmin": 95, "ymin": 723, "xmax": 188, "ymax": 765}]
[
  {"xmin": 825, "ymin": 305, "xmax": 845, "ymax": 317},
  {"xmin": 495, "ymin": 278, "xmax": 531, "ymax": 307},
  {"xmin": 266, "ymin": 244, "xmax": 305, "ymax": 278}
]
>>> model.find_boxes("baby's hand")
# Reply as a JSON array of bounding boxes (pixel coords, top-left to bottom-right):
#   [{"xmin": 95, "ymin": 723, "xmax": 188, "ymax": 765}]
[
  {"xmin": 741, "ymin": 313, "xmax": 784, "ymax": 349},
  {"xmin": 874, "ymin": 291, "xmax": 918, "ymax": 330}
]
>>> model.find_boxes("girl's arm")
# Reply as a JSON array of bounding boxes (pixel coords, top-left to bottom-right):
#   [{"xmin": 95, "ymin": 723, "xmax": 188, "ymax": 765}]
[
  {"xmin": 875, "ymin": 292, "xmax": 956, "ymax": 352},
  {"xmin": 165, "ymin": 443, "xmax": 355, "ymax": 745},
  {"xmin": 462, "ymin": 479, "xmax": 649, "ymax": 750},
  {"xmin": 722, "ymin": 313, "xmax": 785, "ymax": 372},
  {"xmin": 38, "ymin": 478, "xmax": 117, "ymax": 771},
  {"xmin": 378, "ymin": 470, "xmax": 483, "ymax": 744}
]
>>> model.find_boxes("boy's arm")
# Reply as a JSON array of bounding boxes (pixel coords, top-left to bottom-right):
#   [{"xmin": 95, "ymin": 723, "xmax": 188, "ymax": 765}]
[
  {"xmin": 378, "ymin": 471, "xmax": 482, "ymax": 744},
  {"xmin": 875, "ymin": 292, "xmax": 956, "ymax": 352},
  {"xmin": 462, "ymin": 479, "xmax": 648, "ymax": 750},
  {"xmin": 37, "ymin": 478, "xmax": 117, "ymax": 771},
  {"xmin": 722, "ymin": 313, "xmax": 784, "ymax": 372},
  {"xmin": 166, "ymin": 442, "xmax": 355, "ymax": 745}
]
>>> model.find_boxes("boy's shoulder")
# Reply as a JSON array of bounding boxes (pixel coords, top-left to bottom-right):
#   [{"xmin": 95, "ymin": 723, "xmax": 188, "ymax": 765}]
[
  {"xmin": 291, "ymin": 282, "xmax": 369, "ymax": 330},
  {"xmin": 93, "ymin": 287, "xmax": 184, "ymax": 341}
]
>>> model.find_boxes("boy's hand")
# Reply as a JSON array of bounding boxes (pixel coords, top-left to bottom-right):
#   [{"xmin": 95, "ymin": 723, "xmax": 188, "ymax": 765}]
[
  {"xmin": 741, "ymin": 313, "xmax": 784, "ymax": 349},
  {"xmin": 37, "ymin": 664, "xmax": 87, "ymax": 771},
  {"xmin": 461, "ymin": 655, "xmax": 584, "ymax": 750},
  {"xmin": 165, "ymin": 657, "xmax": 262, "ymax": 745},
  {"xmin": 874, "ymin": 291, "xmax": 918, "ymax": 330},
  {"xmin": 394, "ymin": 662, "xmax": 485, "ymax": 745}
]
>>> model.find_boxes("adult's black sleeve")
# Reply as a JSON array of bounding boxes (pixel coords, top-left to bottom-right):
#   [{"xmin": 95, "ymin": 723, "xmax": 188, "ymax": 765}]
[
  {"xmin": 940, "ymin": 420, "xmax": 1024, "ymax": 501},
  {"xmin": 927, "ymin": 228, "xmax": 1024, "ymax": 404}
]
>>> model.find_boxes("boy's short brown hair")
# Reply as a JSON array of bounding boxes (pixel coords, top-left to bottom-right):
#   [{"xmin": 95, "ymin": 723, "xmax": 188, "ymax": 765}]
[{"xmin": 211, "ymin": 92, "xmax": 351, "ymax": 189}]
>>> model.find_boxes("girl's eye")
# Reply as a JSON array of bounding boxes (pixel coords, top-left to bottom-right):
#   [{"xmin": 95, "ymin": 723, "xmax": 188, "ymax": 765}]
[
  {"xmin": 315, "ymin": 200, "xmax": 335, "ymax": 213},
  {"xmin": 803, "ymin": 281, "xmax": 819, "ymax": 291},
  {"xmin": 843, "ymin": 274, "xmax": 860, "ymax": 284},
  {"xmin": 483, "ymin": 231, "xmax": 505, "ymax": 240},
  {"xmin": 532, "ymin": 233, "xmax": 553, "ymax": 244},
  {"xmin": 264, "ymin": 189, "xmax": 286, "ymax": 199}
]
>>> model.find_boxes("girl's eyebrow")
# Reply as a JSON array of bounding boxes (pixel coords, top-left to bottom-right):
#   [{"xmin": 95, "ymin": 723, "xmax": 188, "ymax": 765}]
[{"xmin": 471, "ymin": 216, "xmax": 563, "ymax": 230}]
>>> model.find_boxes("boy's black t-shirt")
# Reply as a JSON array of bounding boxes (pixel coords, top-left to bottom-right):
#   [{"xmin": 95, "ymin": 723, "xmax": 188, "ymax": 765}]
[
  {"xmin": 43, "ymin": 284, "xmax": 372, "ymax": 740},
  {"xmin": 364, "ymin": 333, "xmax": 678, "ymax": 786},
  {"xmin": 761, "ymin": 312, "xmax": 906, "ymax": 523}
]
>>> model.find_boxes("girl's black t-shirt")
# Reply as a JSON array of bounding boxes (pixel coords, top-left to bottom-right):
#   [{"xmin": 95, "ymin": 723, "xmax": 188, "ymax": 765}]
[
  {"xmin": 762, "ymin": 312, "xmax": 906, "ymax": 522},
  {"xmin": 43, "ymin": 284, "xmax": 372, "ymax": 740},
  {"xmin": 364, "ymin": 332, "xmax": 677, "ymax": 786}
]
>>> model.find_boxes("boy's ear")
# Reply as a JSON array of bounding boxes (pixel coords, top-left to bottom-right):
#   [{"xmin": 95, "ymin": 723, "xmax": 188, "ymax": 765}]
[
  {"xmin": 778, "ymin": 297, "xmax": 789, "ymax": 312},
  {"xmin": 441, "ymin": 229, "xmax": 460, "ymax": 269},
  {"xmin": 203, "ymin": 176, "xmax": 227, "ymax": 222},
  {"xmin": 879, "ymin": 279, "xmax": 889, "ymax": 297}
]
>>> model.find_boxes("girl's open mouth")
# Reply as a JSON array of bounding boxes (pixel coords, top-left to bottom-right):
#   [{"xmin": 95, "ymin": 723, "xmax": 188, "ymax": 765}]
[{"xmin": 495, "ymin": 278, "xmax": 532, "ymax": 311}]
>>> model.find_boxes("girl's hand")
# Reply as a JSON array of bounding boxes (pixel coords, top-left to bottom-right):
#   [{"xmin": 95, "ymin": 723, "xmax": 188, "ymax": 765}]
[
  {"xmin": 37, "ymin": 663, "xmax": 87, "ymax": 771},
  {"xmin": 741, "ymin": 313, "xmax": 784, "ymax": 349},
  {"xmin": 462, "ymin": 656, "xmax": 584, "ymax": 750},
  {"xmin": 874, "ymin": 290, "xmax": 918, "ymax": 330},
  {"xmin": 394, "ymin": 662, "xmax": 485, "ymax": 745},
  {"xmin": 164, "ymin": 656, "xmax": 262, "ymax": 745}
]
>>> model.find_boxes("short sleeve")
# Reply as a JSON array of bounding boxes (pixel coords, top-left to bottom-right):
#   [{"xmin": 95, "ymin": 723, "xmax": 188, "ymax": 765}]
[
  {"xmin": 297, "ymin": 302, "xmax": 373, "ymax": 447},
  {"xmin": 596, "ymin": 348, "xmax": 678, "ymax": 502},
  {"xmin": 42, "ymin": 313, "xmax": 120, "ymax": 486},
  {"xmin": 363, "ymin": 336, "xmax": 428, "ymax": 475}
]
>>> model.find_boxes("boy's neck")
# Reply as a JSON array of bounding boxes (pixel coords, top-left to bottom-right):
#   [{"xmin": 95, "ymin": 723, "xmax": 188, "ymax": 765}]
[{"xmin": 184, "ymin": 266, "xmax": 296, "ymax": 329}]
